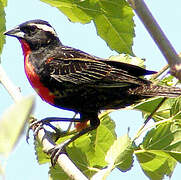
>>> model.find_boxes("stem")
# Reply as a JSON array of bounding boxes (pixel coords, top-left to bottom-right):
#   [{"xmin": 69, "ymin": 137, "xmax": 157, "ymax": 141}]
[
  {"xmin": 150, "ymin": 64, "xmax": 169, "ymax": 80},
  {"xmin": 38, "ymin": 129, "xmax": 88, "ymax": 180},
  {"xmin": 144, "ymin": 98, "xmax": 166, "ymax": 125},
  {"xmin": 133, "ymin": 97, "xmax": 166, "ymax": 141},
  {"xmin": 127, "ymin": 0, "xmax": 181, "ymax": 80},
  {"xmin": 134, "ymin": 117, "xmax": 173, "ymax": 143},
  {"xmin": 0, "ymin": 64, "xmax": 22, "ymax": 101}
]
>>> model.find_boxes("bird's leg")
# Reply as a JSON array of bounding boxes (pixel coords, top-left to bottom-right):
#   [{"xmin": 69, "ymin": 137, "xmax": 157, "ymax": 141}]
[
  {"xmin": 26, "ymin": 115, "xmax": 81, "ymax": 143},
  {"xmin": 66, "ymin": 113, "xmax": 78, "ymax": 132},
  {"xmin": 49, "ymin": 117, "xmax": 100, "ymax": 166}
]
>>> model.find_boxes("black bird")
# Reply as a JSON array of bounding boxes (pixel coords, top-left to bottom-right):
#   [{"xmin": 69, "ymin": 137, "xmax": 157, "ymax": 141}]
[{"xmin": 4, "ymin": 19, "xmax": 181, "ymax": 164}]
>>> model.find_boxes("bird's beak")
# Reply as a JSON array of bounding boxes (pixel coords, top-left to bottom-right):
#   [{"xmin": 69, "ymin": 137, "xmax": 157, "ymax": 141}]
[{"xmin": 4, "ymin": 26, "xmax": 24, "ymax": 38}]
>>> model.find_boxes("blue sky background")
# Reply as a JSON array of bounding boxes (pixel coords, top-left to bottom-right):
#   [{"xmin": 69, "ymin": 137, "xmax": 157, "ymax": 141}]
[{"xmin": 1, "ymin": 0, "xmax": 181, "ymax": 179}]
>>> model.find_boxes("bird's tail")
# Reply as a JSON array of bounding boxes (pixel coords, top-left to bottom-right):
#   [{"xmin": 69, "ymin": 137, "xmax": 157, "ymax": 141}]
[{"xmin": 129, "ymin": 84, "xmax": 181, "ymax": 98}]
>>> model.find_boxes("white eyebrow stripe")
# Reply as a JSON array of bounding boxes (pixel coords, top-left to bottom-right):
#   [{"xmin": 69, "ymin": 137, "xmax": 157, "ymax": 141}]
[{"xmin": 29, "ymin": 23, "xmax": 56, "ymax": 35}]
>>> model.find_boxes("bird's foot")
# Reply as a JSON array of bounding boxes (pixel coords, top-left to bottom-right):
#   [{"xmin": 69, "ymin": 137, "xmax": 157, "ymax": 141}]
[
  {"xmin": 48, "ymin": 125, "xmax": 98, "ymax": 166},
  {"xmin": 26, "ymin": 117, "xmax": 61, "ymax": 143},
  {"xmin": 48, "ymin": 139, "xmax": 70, "ymax": 166}
]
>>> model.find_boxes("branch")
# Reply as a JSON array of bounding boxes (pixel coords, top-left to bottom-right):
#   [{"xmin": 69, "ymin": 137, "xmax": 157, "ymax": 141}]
[
  {"xmin": 127, "ymin": 0, "xmax": 181, "ymax": 80},
  {"xmin": 0, "ymin": 65, "xmax": 88, "ymax": 180},
  {"xmin": 36, "ymin": 128, "xmax": 88, "ymax": 180},
  {"xmin": 0, "ymin": 64, "xmax": 22, "ymax": 101},
  {"xmin": 150, "ymin": 64, "xmax": 169, "ymax": 80}
]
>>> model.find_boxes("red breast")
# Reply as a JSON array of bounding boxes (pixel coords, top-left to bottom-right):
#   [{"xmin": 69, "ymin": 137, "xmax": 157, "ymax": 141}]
[{"xmin": 19, "ymin": 39, "xmax": 55, "ymax": 105}]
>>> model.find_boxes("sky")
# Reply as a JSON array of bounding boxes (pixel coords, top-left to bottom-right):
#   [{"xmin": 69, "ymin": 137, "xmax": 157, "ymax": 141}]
[{"xmin": 1, "ymin": 0, "xmax": 181, "ymax": 179}]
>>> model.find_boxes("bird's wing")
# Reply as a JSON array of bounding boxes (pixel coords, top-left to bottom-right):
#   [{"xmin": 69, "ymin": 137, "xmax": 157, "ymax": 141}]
[{"xmin": 44, "ymin": 47, "xmax": 153, "ymax": 87}]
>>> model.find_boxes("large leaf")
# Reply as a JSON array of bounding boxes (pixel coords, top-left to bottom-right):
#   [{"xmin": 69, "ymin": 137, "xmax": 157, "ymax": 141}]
[
  {"xmin": 0, "ymin": 96, "xmax": 35, "ymax": 156},
  {"xmin": 80, "ymin": 112, "xmax": 117, "ymax": 168},
  {"xmin": 90, "ymin": 133, "xmax": 134, "ymax": 180},
  {"xmin": 136, "ymin": 150, "xmax": 176, "ymax": 180},
  {"xmin": 0, "ymin": 0, "xmax": 6, "ymax": 58},
  {"xmin": 135, "ymin": 120, "xmax": 181, "ymax": 179},
  {"xmin": 134, "ymin": 93, "xmax": 181, "ymax": 179},
  {"xmin": 106, "ymin": 133, "xmax": 133, "ymax": 171},
  {"xmin": 41, "ymin": 0, "xmax": 134, "ymax": 54}
]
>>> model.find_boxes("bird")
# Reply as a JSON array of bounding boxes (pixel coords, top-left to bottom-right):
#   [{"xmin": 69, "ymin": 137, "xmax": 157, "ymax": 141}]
[{"xmin": 4, "ymin": 19, "xmax": 181, "ymax": 164}]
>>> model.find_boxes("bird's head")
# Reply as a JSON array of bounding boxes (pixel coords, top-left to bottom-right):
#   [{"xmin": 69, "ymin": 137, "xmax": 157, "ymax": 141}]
[{"xmin": 4, "ymin": 19, "xmax": 62, "ymax": 51}]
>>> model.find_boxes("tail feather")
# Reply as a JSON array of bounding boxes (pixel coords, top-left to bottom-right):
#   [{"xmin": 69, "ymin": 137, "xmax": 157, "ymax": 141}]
[{"xmin": 129, "ymin": 84, "xmax": 181, "ymax": 98}]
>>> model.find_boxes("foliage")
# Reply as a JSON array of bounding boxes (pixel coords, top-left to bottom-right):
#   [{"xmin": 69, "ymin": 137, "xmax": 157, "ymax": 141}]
[
  {"xmin": 0, "ymin": 0, "xmax": 6, "ymax": 61},
  {"xmin": 40, "ymin": 0, "xmax": 134, "ymax": 55},
  {"xmin": 0, "ymin": 96, "xmax": 35, "ymax": 156}
]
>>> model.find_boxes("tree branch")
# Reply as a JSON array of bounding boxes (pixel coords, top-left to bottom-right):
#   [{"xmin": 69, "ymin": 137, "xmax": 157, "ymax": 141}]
[
  {"xmin": 150, "ymin": 64, "xmax": 169, "ymax": 80},
  {"xmin": 0, "ymin": 64, "xmax": 22, "ymax": 101},
  {"xmin": 36, "ymin": 128, "xmax": 88, "ymax": 180},
  {"xmin": 0, "ymin": 65, "xmax": 88, "ymax": 180},
  {"xmin": 127, "ymin": 0, "xmax": 181, "ymax": 80}
]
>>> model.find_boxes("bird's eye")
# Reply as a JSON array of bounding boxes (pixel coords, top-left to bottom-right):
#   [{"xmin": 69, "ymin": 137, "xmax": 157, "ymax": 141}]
[
  {"xmin": 28, "ymin": 26, "xmax": 36, "ymax": 32},
  {"xmin": 21, "ymin": 25, "xmax": 36, "ymax": 35}
]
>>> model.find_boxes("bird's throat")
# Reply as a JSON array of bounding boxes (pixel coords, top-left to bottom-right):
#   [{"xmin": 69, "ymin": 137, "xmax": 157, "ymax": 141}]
[{"xmin": 19, "ymin": 39, "xmax": 31, "ymax": 57}]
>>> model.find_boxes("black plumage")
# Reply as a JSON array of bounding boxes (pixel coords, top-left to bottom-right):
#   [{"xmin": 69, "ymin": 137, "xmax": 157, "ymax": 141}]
[{"xmin": 4, "ymin": 20, "xmax": 181, "ymax": 163}]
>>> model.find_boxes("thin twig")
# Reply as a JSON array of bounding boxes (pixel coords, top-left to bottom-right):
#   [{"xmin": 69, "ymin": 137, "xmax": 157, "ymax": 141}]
[
  {"xmin": 37, "ymin": 129, "xmax": 88, "ymax": 180},
  {"xmin": 0, "ymin": 64, "xmax": 22, "ymax": 101},
  {"xmin": 143, "ymin": 98, "xmax": 167, "ymax": 125},
  {"xmin": 133, "ymin": 97, "xmax": 166, "ymax": 141},
  {"xmin": 133, "ymin": 116, "xmax": 175, "ymax": 145},
  {"xmin": 0, "ymin": 65, "xmax": 88, "ymax": 180},
  {"xmin": 127, "ymin": 0, "xmax": 181, "ymax": 80},
  {"xmin": 150, "ymin": 64, "xmax": 169, "ymax": 80}
]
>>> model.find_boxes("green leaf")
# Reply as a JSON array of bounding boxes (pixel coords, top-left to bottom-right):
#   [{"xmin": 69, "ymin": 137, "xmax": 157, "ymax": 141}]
[
  {"xmin": 41, "ymin": 0, "xmax": 134, "ymax": 54},
  {"xmin": 142, "ymin": 122, "xmax": 181, "ymax": 156},
  {"xmin": 106, "ymin": 133, "xmax": 134, "ymax": 172},
  {"xmin": 49, "ymin": 133, "xmax": 96, "ymax": 179},
  {"xmin": 49, "ymin": 164, "xmax": 69, "ymax": 180},
  {"xmin": 34, "ymin": 137, "xmax": 50, "ymax": 164},
  {"xmin": 49, "ymin": 148, "xmax": 95, "ymax": 180},
  {"xmin": 136, "ymin": 150, "xmax": 176, "ymax": 180},
  {"xmin": 0, "ymin": 96, "xmax": 35, "ymax": 156},
  {"xmin": 85, "ymin": 114, "xmax": 117, "ymax": 167},
  {"xmin": 170, "ymin": 96, "xmax": 181, "ymax": 118},
  {"xmin": 135, "ymin": 120, "xmax": 181, "ymax": 179},
  {"xmin": 91, "ymin": 133, "xmax": 133, "ymax": 180},
  {"xmin": 1, "ymin": 0, "xmax": 7, "ymax": 7},
  {"xmin": 0, "ymin": 0, "xmax": 6, "ymax": 58}
]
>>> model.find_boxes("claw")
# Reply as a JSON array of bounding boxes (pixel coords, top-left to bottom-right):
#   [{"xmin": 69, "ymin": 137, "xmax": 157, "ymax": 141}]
[
  {"xmin": 26, "ymin": 117, "xmax": 38, "ymax": 143},
  {"xmin": 26, "ymin": 116, "xmax": 82, "ymax": 143},
  {"xmin": 48, "ymin": 125, "xmax": 98, "ymax": 166},
  {"xmin": 26, "ymin": 118, "xmax": 56, "ymax": 143},
  {"xmin": 48, "ymin": 142, "xmax": 67, "ymax": 166}
]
